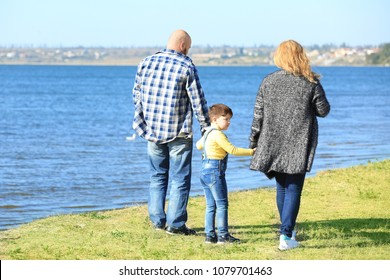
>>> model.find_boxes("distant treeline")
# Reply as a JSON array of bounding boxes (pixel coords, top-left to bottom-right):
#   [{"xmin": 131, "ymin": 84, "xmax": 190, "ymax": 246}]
[
  {"xmin": 0, "ymin": 43, "xmax": 385, "ymax": 49},
  {"xmin": 366, "ymin": 43, "xmax": 390, "ymax": 65},
  {"xmin": 1, "ymin": 43, "xmax": 389, "ymax": 66}
]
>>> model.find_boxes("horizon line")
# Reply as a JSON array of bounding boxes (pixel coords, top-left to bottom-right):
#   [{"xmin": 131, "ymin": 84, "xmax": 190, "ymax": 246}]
[{"xmin": 0, "ymin": 42, "xmax": 388, "ymax": 49}]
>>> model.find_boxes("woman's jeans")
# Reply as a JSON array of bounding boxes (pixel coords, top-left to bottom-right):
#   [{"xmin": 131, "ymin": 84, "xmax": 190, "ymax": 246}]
[
  {"xmin": 147, "ymin": 137, "xmax": 193, "ymax": 229},
  {"xmin": 200, "ymin": 157, "xmax": 229, "ymax": 238},
  {"xmin": 275, "ymin": 172, "xmax": 306, "ymax": 237}
]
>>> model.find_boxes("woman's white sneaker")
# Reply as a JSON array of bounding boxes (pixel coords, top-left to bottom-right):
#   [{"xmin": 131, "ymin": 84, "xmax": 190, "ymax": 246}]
[
  {"xmin": 279, "ymin": 234, "xmax": 299, "ymax": 251},
  {"xmin": 291, "ymin": 230, "xmax": 297, "ymax": 240}
]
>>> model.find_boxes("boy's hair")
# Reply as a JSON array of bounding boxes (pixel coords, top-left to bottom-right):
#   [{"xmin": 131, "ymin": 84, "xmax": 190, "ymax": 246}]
[{"xmin": 209, "ymin": 104, "xmax": 233, "ymax": 119}]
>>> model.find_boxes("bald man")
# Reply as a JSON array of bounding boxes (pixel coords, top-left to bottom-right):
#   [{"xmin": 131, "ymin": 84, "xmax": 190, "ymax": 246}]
[
  {"xmin": 132, "ymin": 30, "xmax": 210, "ymax": 235},
  {"xmin": 167, "ymin": 29, "xmax": 192, "ymax": 55}
]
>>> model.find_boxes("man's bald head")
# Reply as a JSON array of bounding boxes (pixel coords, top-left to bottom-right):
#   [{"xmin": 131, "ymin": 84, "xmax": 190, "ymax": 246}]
[{"xmin": 167, "ymin": 30, "xmax": 192, "ymax": 55}]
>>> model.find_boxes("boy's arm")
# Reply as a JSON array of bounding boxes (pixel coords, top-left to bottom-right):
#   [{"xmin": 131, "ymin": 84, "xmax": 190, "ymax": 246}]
[{"xmin": 216, "ymin": 131, "xmax": 254, "ymax": 156}]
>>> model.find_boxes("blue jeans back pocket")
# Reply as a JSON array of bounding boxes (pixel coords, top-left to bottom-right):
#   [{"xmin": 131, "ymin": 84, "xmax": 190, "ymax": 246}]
[{"xmin": 201, "ymin": 169, "xmax": 217, "ymax": 188}]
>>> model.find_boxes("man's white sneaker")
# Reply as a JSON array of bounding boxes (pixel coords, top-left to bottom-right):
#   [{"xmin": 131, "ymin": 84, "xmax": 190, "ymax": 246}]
[{"xmin": 279, "ymin": 234, "xmax": 299, "ymax": 251}]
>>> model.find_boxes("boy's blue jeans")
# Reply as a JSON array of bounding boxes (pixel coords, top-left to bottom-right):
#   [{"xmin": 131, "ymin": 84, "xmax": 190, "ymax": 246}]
[
  {"xmin": 275, "ymin": 172, "xmax": 306, "ymax": 237},
  {"xmin": 147, "ymin": 137, "xmax": 193, "ymax": 229},
  {"xmin": 200, "ymin": 157, "xmax": 229, "ymax": 238}
]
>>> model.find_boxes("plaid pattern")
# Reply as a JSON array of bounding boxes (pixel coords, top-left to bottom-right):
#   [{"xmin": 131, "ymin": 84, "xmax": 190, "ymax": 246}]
[{"xmin": 132, "ymin": 49, "xmax": 209, "ymax": 143}]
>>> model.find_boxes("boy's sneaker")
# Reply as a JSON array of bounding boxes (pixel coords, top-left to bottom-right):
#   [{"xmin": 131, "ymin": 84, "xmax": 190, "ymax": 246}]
[
  {"xmin": 217, "ymin": 234, "xmax": 240, "ymax": 244},
  {"xmin": 279, "ymin": 234, "xmax": 299, "ymax": 251},
  {"xmin": 205, "ymin": 235, "xmax": 217, "ymax": 244}
]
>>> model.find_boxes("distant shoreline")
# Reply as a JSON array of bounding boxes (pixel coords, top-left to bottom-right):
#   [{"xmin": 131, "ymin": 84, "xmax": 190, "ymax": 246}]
[
  {"xmin": 1, "ymin": 45, "xmax": 388, "ymax": 66},
  {"xmin": 1, "ymin": 62, "xmax": 389, "ymax": 67}
]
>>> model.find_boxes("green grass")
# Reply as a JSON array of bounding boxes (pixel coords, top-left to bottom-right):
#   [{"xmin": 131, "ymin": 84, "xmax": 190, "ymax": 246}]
[{"xmin": 1, "ymin": 160, "xmax": 389, "ymax": 260}]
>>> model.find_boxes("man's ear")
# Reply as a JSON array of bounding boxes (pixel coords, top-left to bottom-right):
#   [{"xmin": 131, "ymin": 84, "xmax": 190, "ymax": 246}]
[{"xmin": 179, "ymin": 41, "xmax": 187, "ymax": 54}]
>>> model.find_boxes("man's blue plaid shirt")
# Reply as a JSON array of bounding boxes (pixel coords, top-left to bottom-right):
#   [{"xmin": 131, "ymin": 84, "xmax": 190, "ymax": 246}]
[{"xmin": 132, "ymin": 49, "xmax": 210, "ymax": 143}]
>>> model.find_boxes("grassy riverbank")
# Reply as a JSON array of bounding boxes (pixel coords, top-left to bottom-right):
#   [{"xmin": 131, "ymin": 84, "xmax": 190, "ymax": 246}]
[{"xmin": 1, "ymin": 160, "xmax": 389, "ymax": 260}]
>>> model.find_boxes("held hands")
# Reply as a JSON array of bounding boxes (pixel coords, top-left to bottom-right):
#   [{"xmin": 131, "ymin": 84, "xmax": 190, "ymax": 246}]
[
  {"xmin": 252, "ymin": 147, "xmax": 257, "ymax": 155},
  {"xmin": 249, "ymin": 141, "xmax": 257, "ymax": 149}
]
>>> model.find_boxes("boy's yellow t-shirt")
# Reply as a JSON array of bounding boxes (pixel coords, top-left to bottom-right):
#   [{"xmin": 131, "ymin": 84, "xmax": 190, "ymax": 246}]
[{"xmin": 196, "ymin": 126, "xmax": 254, "ymax": 160}]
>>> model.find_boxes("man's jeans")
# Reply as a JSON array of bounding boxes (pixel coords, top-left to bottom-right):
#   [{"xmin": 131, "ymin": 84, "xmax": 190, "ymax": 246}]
[
  {"xmin": 147, "ymin": 137, "xmax": 193, "ymax": 229},
  {"xmin": 275, "ymin": 172, "xmax": 306, "ymax": 237},
  {"xmin": 200, "ymin": 157, "xmax": 229, "ymax": 238}
]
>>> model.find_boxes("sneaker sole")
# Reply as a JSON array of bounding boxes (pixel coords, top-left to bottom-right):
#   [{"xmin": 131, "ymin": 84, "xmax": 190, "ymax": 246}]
[
  {"xmin": 217, "ymin": 241, "xmax": 241, "ymax": 244},
  {"xmin": 278, "ymin": 244, "xmax": 299, "ymax": 251},
  {"xmin": 166, "ymin": 230, "xmax": 197, "ymax": 236}
]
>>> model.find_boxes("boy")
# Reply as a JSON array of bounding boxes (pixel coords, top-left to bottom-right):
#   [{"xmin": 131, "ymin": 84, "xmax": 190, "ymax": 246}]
[{"xmin": 196, "ymin": 104, "xmax": 255, "ymax": 244}]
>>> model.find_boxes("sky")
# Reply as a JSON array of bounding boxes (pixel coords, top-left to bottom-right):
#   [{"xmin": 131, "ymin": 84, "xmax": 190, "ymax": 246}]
[{"xmin": 1, "ymin": 0, "xmax": 389, "ymax": 48}]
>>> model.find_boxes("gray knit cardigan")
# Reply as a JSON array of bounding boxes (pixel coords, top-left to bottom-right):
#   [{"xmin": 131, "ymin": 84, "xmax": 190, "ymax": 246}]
[{"xmin": 249, "ymin": 70, "xmax": 330, "ymax": 178}]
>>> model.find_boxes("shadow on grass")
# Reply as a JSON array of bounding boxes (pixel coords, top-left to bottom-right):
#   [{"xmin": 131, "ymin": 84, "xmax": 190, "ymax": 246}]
[{"xmin": 233, "ymin": 218, "xmax": 390, "ymax": 247}]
